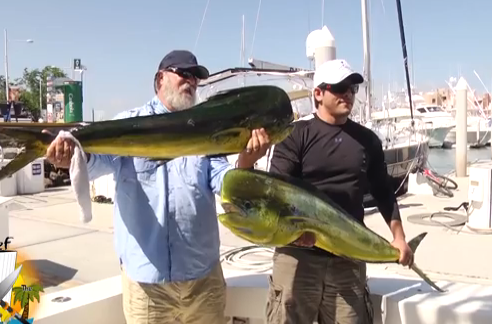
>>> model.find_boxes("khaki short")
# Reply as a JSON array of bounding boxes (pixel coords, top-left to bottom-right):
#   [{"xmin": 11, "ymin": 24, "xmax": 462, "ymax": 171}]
[
  {"xmin": 266, "ymin": 248, "xmax": 374, "ymax": 324},
  {"xmin": 121, "ymin": 262, "xmax": 227, "ymax": 324}
]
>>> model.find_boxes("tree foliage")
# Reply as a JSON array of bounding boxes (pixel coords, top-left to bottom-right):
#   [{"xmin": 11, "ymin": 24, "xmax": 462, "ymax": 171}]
[
  {"xmin": 0, "ymin": 66, "xmax": 67, "ymax": 119},
  {"xmin": 0, "ymin": 75, "xmax": 6, "ymax": 102}
]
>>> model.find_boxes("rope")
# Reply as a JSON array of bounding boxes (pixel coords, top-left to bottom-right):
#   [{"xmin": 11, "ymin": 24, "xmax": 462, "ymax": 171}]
[
  {"xmin": 220, "ymin": 246, "xmax": 273, "ymax": 272},
  {"xmin": 407, "ymin": 202, "xmax": 492, "ymax": 235}
]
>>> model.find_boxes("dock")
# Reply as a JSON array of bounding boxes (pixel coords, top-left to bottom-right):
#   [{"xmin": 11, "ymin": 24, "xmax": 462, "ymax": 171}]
[{"xmin": 4, "ymin": 172, "xmax": 491, "ymax": 293}]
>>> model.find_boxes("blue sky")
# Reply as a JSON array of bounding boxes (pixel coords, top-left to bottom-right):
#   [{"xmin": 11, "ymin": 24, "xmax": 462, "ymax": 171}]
[{"xmin": 2, "ymin": 0, "xmax": 490, "ymax": 120}]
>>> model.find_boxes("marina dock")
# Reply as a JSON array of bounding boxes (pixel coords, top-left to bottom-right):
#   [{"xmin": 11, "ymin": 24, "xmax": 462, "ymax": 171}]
[{"xmin": 4, "ymin": 170, "xmax": 492, "ymax": 294}]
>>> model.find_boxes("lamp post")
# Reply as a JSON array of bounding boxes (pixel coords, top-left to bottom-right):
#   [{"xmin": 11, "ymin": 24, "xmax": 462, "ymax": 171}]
[{"xmin": 4, "ymin": 29, "xmax": 33, "ymax": 101}]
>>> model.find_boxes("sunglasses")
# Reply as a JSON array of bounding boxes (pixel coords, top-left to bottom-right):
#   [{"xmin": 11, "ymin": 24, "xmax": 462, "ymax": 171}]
[
  {"xmin": 318, "ymin": 82, "xmax": 359, "ymax": 95},
  {"xmin": 165, "ymin": 67, "xmax": 198, "ymax": 80}
]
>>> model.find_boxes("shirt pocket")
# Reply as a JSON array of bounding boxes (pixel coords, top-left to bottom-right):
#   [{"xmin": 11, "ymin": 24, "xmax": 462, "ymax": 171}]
[{"xmin": 133, "ymin": 158, "xmax": 159, "ymax": 183}]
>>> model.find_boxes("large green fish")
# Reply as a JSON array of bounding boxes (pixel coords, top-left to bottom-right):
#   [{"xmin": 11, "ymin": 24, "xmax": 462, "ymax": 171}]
[
  {"xmin": 218, "ymin": 168, "xmax": 445, "ymax": 293},
  {"xmin": 0, "ymin": 85, "xmax": 294, "ymax": 180}
]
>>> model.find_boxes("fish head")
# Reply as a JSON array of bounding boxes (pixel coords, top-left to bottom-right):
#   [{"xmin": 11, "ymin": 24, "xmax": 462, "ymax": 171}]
[
  {"xmin": 247, "ymin": 98, "xmax": 295, "ymax": 145},
  {"xmin": 218, "ymin": 201, "xmax": 277, "ymax": 245},
  {"xmin": 219, "ymin": 169, "xmax": 280, "ymax": 244},
  {"xmin": 250, "ymin": 116, "xmax": 294, "ymax": 145}
]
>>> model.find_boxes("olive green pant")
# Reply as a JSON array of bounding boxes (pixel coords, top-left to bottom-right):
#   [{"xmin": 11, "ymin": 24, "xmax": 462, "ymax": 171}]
[
  {"xmin": 265, "ymin": 248, "xmax": 374, "ymax": 324},
  {"xmin": 121, "ymin": 262, "xmax": 227, "ymax": 324}
]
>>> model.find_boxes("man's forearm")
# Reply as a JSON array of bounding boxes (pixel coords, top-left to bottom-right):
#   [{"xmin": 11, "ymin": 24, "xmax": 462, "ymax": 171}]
[
  {"xmin": 236, "ymin": 157, "xmax": 255, "ymax": 169},
  {"xmin": 389, "ymin": 219, "xmax": 406, "ymax": 241}
]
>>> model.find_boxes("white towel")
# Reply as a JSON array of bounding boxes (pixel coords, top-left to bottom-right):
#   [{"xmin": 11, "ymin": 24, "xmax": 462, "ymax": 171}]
[{"xmin": 55, "ymin": 130, "xmax": 92, "ymax": 223}]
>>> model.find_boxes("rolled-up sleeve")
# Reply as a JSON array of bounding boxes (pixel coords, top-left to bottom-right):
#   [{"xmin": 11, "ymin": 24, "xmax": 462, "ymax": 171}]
[
  {"xmin": 86, "ymin": 154, "xmax": 116, "ymax": 181},
  {"xmin": 209, "ymin": 156, "xmax": 234, "ymax": 196},
  {"xmin": 85, "ymin": 110, "xmax": 132, "ymax": 181}
]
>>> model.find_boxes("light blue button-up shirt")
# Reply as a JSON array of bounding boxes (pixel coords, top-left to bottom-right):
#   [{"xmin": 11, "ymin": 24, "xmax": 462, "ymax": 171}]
[{"xmin": 86, "ymin": 96, "xmax": 234, "ymax": 284}]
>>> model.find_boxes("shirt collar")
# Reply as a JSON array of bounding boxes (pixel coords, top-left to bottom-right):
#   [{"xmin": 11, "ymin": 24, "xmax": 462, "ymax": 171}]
[{"xmin": 149, "ymin": 96, "xmax": 170, "ymax": 114}]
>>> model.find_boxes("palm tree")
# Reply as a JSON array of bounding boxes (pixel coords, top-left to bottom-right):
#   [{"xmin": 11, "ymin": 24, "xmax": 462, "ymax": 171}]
[{"xmin": 12, "ymin": 283, "xmax": 44, "ymax": 320}]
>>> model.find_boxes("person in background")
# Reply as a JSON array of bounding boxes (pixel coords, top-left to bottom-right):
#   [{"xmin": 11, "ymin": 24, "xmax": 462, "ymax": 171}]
[
  {"xmin": 44, "ymin": 50, "xmax": 271, "ymax": 324},
  {"xmin": 265, "ymin": 59, "xmax": 413, "ymax": 324}
]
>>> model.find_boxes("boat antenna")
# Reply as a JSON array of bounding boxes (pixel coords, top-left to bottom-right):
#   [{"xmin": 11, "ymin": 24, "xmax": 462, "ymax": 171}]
[
  {"xmin": 193, "ymin": 0, "xmax": 211, "ymax": 52},
  {"xmin": 395, "ymin": 0, "xmax": 414, "ymax": 127},
  {"xmin": 249, "ymin": 0, "xmax": 262, "ymax": 58}
]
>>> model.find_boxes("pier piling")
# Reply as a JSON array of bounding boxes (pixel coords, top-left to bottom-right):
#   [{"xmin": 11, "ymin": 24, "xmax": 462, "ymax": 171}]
[{"xmin": 455, "ymin": 77, "xmax": 468, "ymax": 177}]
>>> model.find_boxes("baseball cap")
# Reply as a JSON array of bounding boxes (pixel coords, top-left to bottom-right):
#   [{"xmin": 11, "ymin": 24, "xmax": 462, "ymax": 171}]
[
  {"xmin": 157, "ymin": 50, "xmax": 209, "ymax": 80},
  {"xmin": 313, "ymin": 59, "xmax": 364, "ymax": 88}
]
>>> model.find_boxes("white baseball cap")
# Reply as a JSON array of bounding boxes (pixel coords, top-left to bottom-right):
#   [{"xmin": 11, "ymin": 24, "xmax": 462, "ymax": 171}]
[{"xmin": 313, "ymin": 59, "xmax": 364, "ymax": 88}]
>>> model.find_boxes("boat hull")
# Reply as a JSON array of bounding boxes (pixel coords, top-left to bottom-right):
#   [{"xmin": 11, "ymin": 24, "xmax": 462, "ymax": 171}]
[
  {"xmin": 426, "ymin": 126, "xmax": 454, "ymax": 148},
  {"xmin": 444, "ymin": 128, "xmax": 491, "ymax": 148},
  {"xmin": 363, "ymin": 140, "xmax": 429, "ymax": 207}
]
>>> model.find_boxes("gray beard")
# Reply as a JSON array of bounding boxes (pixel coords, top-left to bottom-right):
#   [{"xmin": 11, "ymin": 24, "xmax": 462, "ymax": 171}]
[{"xmin": 162, "ymin": 82, "xmax": 196, "ymax": 111}]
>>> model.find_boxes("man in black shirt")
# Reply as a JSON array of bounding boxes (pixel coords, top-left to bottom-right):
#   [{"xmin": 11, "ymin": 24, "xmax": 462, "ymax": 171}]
[{"xmin": 265, "ymin": 59, "xmax": 413, "ymax": 324}]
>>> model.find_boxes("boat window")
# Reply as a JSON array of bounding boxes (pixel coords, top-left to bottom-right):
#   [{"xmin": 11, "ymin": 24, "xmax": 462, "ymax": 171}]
[
  {"xmin": 426, "ymin": 106, "xmax": 444, "ymax": 112},
  {"xmin": 417, "ymin": 108, "xmax": 427, "ymax": 113}
]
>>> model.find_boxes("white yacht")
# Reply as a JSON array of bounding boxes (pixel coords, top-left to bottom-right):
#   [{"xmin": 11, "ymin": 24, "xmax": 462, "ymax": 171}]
[
  {"xmin": 443, "ymin": 114, "xmax": 491, "ymax": 148},
  {"xmin": 414, "ymin": 105, "xmax": 455, "ymax": 148},
  {"xmin": 370, "ymin": 107, "xmax": 444, "ymax": 148}
]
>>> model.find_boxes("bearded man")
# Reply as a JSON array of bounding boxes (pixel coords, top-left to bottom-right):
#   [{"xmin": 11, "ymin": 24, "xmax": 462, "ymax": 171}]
[{"xmin": 44, "ymin": 50, "xmax": 271, "ymax": 324}]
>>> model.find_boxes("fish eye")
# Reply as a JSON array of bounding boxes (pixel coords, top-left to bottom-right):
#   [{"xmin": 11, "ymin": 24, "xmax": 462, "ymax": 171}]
[{"xmin": 243, "ymin": 201, "xmax": 252, "ymax": 209}]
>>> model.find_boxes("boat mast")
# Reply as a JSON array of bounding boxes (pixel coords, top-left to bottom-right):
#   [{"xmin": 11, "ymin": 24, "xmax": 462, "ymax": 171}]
[
  {"xmin": 361, "ymin": 0, "xmax": 372, "ymax": 123},
  {"xmin": 241, "ymin": 14, "xmax": 245, "ymax": 67},
  {"xmin": 394, "ymin": 0, "xmax": 415, "ymax": 126}
]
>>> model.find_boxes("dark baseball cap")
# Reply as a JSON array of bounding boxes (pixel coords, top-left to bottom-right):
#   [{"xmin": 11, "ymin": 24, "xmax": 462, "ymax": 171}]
[{"xmin": 157, "ymin": 50, "xmax": 209, "ymax": 80}]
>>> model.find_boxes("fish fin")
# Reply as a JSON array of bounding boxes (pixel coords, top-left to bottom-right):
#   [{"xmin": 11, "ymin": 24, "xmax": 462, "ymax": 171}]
[
  {"xmin": 0, "ymin": 126, "xmax": 53, "ymax": 143},
  {"xmin": 284, "ymin": 215, "xmax": 315, "ymax": 224},
  {"xmin": 410, "ymin": 263, "xmax": 447, "ymax": 293},
  {"xmin": 0, "ymin": 128, "xmax": 53, "ymax": 181},
  {"xmin": 0, "ymin": 149, "xmax": 45, "ymax": 181},
  {"xmin": 407, "ymin": 232, "xmax": 427, "ymax": 254},
  {"xmin": 211, "ymin": 128, "xmax": 251, "ymax": 145},
  {"xmin": 406, "ymin": 232, "xmax": 445, "ymax": 292},
  {"xmin": 283, "ymin": 215, "xmax": 328, "ymax": 243}
]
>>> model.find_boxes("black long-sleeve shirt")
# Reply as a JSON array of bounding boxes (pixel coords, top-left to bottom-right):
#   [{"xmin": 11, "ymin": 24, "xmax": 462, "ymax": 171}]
[{"xmin": 270, "ymin": 114, "xmax": 401, "ymax": 230}]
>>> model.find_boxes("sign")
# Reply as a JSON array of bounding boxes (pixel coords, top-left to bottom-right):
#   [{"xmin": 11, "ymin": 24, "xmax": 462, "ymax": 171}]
[
  {"xmin": 47, "ymin": 103, "xmax": 53, "ymax": 123},
  {"xmin": 73, "ymin": 59, "xmax": 82, "ymax": 71},
  {"xmin": 0, "ymin": 238, "xmax": 44, "ymax": 324},
  {"xmin": 31, "ymin": 164, "xmax": 41, "ymax": 176},
  {"xmin": 62, "ymin": 82, "xmax": 83, "ymax": 123}
]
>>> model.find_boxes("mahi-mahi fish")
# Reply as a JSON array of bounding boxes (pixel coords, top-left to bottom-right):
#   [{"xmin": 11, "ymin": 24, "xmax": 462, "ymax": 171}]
[
  {"xmin": 218, "ymin": 168, "xmax": 446, "ymax": 293},
  {"xmin": 0, "ymin": 85, "xmax": 295, "ymax": 181}
]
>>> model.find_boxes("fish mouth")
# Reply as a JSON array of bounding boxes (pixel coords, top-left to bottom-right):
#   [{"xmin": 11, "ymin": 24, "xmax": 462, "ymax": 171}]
[
  {"xmin": 221, "ymin": 201, "xmax": 246, "ymax": 216},
  {"xmin": 233, "ymin": 226, "xmax": 254, "ymax": 235}
]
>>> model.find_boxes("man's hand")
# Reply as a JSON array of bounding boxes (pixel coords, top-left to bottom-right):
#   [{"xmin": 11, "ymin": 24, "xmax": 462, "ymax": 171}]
[
  {"xmin": 292, "ymin": 232, "xmax": 316, "ymax": 247},
  {"xmin": 42, "ymin": 129, "xmax": 76, "ymax": 169},
  {"xmin": 391, "ymin": 237, "xmax": 414, "ymax": 267},
  {"xmin": 236, "ymin": 128, "xmax": 271, "ymax": 168}
]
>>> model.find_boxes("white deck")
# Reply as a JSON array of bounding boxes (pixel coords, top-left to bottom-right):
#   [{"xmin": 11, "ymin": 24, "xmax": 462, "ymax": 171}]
[{"xmin": 2, "ymin": 171, "xmax": 492, "ymax": 323}]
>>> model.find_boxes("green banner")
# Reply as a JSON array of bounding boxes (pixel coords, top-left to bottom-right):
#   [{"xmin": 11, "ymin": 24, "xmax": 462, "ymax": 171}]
[{"xmin": 63, "ymin": 82, "xmax": 83, "ymax": 123}]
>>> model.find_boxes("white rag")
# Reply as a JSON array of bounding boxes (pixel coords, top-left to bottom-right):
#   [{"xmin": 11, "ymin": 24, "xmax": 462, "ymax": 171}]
[{"xmin": 56, "ymin": 130, "xmax": 92, "ymax": 223}]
